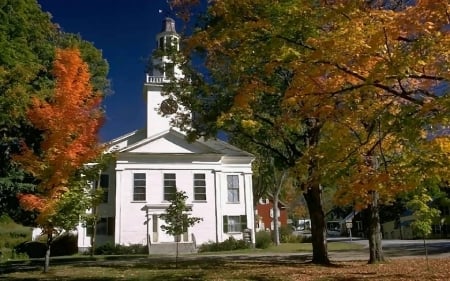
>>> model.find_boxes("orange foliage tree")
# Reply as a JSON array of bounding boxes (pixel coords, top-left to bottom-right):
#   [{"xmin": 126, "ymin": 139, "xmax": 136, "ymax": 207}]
[{"xmin": 14, "ymin": 48, "xmax": 104, "ymax": 272}]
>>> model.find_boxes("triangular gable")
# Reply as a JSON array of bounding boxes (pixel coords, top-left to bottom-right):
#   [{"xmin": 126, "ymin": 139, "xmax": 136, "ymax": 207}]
[{"xmin": 120, "ymin": 130, "xmax": 216, "ymax": 154}]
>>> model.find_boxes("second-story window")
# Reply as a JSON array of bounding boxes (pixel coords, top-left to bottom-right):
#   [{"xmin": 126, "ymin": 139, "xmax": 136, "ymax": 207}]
[
  {"xmin": 133, "ymin": 173, "xmax": 146, "ymax": 201},
  {"xmin": 164, "ymin": 173, "xmax": 176, "ymax": 201},
  {"xmin": 193, "ymin": 174, "xmax": 206, "ymax": 201},
  {"xmin": 227, "ymin": 175, "xmax": 239, "ymax": 203}
]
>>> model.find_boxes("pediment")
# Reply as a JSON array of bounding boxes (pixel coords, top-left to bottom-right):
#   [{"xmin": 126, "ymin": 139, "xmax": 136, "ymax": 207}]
[{"xmin": 119, "ymin": 130, "xmax": 215, "ymax": 154}]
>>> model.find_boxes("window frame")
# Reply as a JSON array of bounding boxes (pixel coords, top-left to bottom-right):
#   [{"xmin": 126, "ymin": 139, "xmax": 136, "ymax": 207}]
[
  {"xmin": 133, "ymin": 173, "xmax": 146, "ymax": 202},
  {"xmin": 99, "ymin": 174, "xmax": 109, "ymax": 203},
  {"xmin": 87, "ymin": 217, "xmax": 115, "ymax": 236},
  {"xmin": 227, "ymin": 175, "xmax": 240, "ymax": 203},
  {"xmin": 163, "ymin": 173, "xmax": 177, "ymax": 201},
  {"xmin": 223, "ymin": 215, "xmax": 247, "ymax": 233},
  {"xmin": 193, "ymin": 173, "xmax": 206, "ymax": 201}
]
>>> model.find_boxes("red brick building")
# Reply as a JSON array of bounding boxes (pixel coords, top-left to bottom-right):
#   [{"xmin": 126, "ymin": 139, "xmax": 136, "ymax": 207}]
[{"xmin": 255, "ymin": 197, "xmax": 288, "ymax": 231}]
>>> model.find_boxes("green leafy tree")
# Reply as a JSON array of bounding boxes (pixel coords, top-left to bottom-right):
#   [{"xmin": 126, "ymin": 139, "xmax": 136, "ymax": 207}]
[
  {"xmin": 0, "ymin": 0, "xmax": 56, "ymax": 225},
  {"xmin": 78, "ymin": 153, "xmax": 115, "ymax": 257},
  {"xmin": 159, "ymin": 190, "xmax": 202, "ymax": 266},
  {"xmin": 407, "ymin": 189, "xmax": 441, "ymax": 267},
  {"xmin": 0, "ymin": 0, "xmax": 109, "ymax": 226}
]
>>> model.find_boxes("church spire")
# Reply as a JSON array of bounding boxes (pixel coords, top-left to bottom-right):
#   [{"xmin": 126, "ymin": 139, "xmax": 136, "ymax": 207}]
[
  {"xmin": 143, "ymin": 17, "xmax": 184, "ymax": 137},
  {"xmin": 161, "ymin": 17, "xmax": 176, "ymax": 33},
  {"xmin": 146, "ymin": 17, "xmax": 182, "ymax": 83}
]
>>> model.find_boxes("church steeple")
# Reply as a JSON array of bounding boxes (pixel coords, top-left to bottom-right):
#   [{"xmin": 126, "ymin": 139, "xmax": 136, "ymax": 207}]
[
  {"xmin": 147, "ymin": 17, "xmax": 182, "ymax": 81},
  {"xmin": 143, "ymin": 17, "xmax": 184, "ymax": 137}
]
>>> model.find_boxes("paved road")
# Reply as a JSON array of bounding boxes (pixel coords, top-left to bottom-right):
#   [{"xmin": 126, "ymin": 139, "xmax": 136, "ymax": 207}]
[{"xmin": 328, "ymin": 238, "xmax": 450, "ymax": 260}]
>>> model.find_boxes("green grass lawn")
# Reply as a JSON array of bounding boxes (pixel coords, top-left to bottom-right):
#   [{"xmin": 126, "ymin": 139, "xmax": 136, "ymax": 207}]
[
  {"xmin": 2, "ymin": 255, "xmax": 449, "ymax": 281},
  {"xmin": 0, "ymin": 215, "xmax": 32, "ymax": 262}
]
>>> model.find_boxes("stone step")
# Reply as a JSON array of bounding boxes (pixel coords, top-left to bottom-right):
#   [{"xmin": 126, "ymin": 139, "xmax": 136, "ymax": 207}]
[{"xmin": 148, "ymin": 243, "xmax": 197, "ymax": 255}]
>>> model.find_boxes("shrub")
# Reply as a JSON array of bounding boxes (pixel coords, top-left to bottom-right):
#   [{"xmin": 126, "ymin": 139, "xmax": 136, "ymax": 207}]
[
  {"xmin": 279, "ymin": 225, "xmax": 293, "ymax": 243},
  {"xmin": 51, "ymin": 233, "xmax": 78, "ymax": 256},
  {"xmin": 94, "ymin": 243, "xmax": 147, "ymax": 255},
  {"xmin": 255, "ymin": 231, "xmax": 272, "ymax": 249},
  {"xmin": 299, "ymin": 235, "xmax": 312, "ymax": 243},
  {"xmin": 198, "ymin": 237, "xmax": 250, "ymax": 253}
]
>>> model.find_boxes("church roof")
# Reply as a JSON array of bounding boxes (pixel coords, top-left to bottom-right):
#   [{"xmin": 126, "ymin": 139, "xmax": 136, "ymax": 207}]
[
  {"xmin": 106, "ymin": 128, "xmax": 253, "ymax": 158},
  {"xmin": 160, "ymin": 17, "xmax": 176, "ymax": 33}
]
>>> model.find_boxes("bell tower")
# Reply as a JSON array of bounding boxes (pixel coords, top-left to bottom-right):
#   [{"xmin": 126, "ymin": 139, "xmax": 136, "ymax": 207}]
[{"xmin": 143, "ymin": 17, "xmax": 183, "ymax": 137}]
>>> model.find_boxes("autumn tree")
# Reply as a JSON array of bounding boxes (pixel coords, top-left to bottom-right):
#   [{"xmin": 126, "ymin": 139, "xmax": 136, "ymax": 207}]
[
  {"xmin": 310, "ymin": 0, "xmax": 450, "ymax": 263},
  {"xmin": 13, "ymin": 48, "xmax": 104, "ymax": 272},
  {"xmin": 0, "ymin": 0, "xmax": 109, "ymax": 225},
  {"xmin": 166, "ymin": 0, "xmax": 450, "ymax": 264}
]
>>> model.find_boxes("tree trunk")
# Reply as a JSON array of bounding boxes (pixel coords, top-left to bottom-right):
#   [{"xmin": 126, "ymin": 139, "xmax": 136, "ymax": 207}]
[
  {"xmin": 175, "ymin": 240, "xmax": 179, "ymax": 268},
  {"xmin": 44, "ymin": 232, "xmax": 53, "ymax": 273},
  {"xmin": 303, "ymin": 184, "xmax": 330, "ymax": 265},
  {"xmin": 90, "ymin": 218, "xmax": 97, "ymax": 257},
  {"xmin": 273, "ymin": 195, "xmax": 280, "ymax": 246},
  {"xmin": 367, "ymin": 191, "xmax": 385, "ymax": 264},
  {"xmin": 272, "ymin": 170, "xmax": 287, "ymax": 246},
  {"xmin": 301, "ymin": 118, "xmax": 329, "ymax": 264}
]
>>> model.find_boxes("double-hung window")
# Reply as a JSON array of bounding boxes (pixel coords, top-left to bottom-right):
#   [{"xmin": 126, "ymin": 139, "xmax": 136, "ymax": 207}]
[
  {"xmin": 99, "ymin": 174, "xmax": 109, "ymax": 203},
  {"xmin": 227, "ymin": 175, "xmax": 239, "ymax": 203},
  {"xmin": 193, "ymin": 174, "xmax": 206, "ymax": 201},
  {"xmin": 87, "ymin": 217, "xmax": 114, "ymax": 236},
  {"xmin": 133, "ymin": 173, "xmax": 146, "ymax": 201},
  {"xmin": 223, "ymin": 215, "xmax": 247, "ymax": 233},
  {"xmin": 164, "ymin": 173, "xmax": 176, "ymax": 201}
]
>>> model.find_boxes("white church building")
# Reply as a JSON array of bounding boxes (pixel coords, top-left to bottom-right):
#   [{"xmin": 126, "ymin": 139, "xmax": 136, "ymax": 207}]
[{"xmin": 77, "ymin": 18, "xmax": 255, "ymax": 252}]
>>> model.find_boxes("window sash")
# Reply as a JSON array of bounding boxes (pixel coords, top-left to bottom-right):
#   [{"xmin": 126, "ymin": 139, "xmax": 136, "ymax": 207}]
[
  {"xmin": 99, "ymin": 174, "xmax": 109, "ymax": 203},
  {"xmin": 228, "ymin": 216, "xmax": 241, "ymax": 232},
  {"xmin": 133, "ymin": 173, "xmax": 146, "ymax": 201},
  {"xmin": 193, "ymin": 174, "xmax": 206, "ymax": 201},
  {"xmin": 164, "ymin": 173, "xmax": 176, "ymax": 201},
  {"xmin": 223, "ymin": 215, "xmax": 247, "ymax": 233},
  {"xmin": 227, "ymin": 175, "xmax": 239, "ymax": 203},
  {"xmin": 94, "ymin": 217, "xmax": 115, "ymax": 236}
]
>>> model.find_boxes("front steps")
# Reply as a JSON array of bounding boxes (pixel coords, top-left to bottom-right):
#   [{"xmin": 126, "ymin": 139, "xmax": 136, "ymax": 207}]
[{"xmin": 148, "ymin": 242, "xmax": 197, "ymax": 255}]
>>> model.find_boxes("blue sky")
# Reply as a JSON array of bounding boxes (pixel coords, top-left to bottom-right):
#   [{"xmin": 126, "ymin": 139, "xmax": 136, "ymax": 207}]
[{"xmin": 38, "ymin": 0, "xmax": 180, "ymax": 141}]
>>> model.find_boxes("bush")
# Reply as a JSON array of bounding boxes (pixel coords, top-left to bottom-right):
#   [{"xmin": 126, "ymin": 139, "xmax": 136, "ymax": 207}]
[
  {"xmin": 279, "ymin": 225, "xmax": 293, "ymax": 243},
  {"xmin": 255, "ymin": 231, "xmax": 272, "ymax": 249},
  {"xmin": 299, "ymin": 235, "xmax": 312, "ymax": 243},
  {"xmin": 94, "ymin": 243, "xmax": 147, "ymax": 255},
  {"xmin": 51, "ymin": 233, "xmax": 78, "ymax": 256},
  {"xmin": 198, "ymin": 237, "xmax": 250, "ymax": 253},
  {"xmin": 13, "ymin": 233, "xmax": 79, "ymax": 258}
]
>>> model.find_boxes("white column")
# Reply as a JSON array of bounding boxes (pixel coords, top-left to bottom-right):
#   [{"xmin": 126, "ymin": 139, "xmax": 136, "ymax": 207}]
[
  {"xmin": 244, "ymin": 172, "xmax": 255, "ymax": 245},
  {"xmin": 114, "ymin": 167, "xmax": 124, "ymax": 245},
  {"xmin": 214, "ymin": 170, "xmax": 223, "ymax": 243}
]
